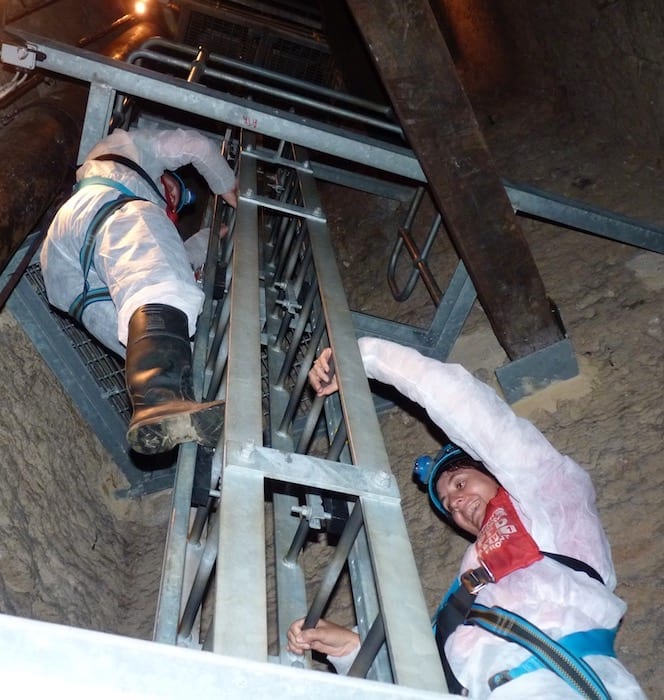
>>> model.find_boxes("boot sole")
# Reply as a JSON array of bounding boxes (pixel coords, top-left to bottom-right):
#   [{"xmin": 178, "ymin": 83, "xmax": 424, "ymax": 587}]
[{"xmin": 127, "ymin": 402, "xmax": 225, "ymax": 455}]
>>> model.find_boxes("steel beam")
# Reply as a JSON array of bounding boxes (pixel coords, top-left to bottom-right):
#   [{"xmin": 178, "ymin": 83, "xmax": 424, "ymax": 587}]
[
  {"xmin": 0, "ymin": 612, "xmax": 456, "ymax": 700},
  {"xmin": 345, "ymin": 0, "xmax": 565, "ymax": 361}
]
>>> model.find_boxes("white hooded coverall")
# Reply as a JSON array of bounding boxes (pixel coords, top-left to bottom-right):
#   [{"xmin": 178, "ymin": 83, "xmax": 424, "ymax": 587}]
[
  {"xmin": 40, "ymin": 127, "xmax": 235, "ymax": 357},
  {"xmin": 330, "ymin": 337, "xmax": 645, "ymax": 699}
]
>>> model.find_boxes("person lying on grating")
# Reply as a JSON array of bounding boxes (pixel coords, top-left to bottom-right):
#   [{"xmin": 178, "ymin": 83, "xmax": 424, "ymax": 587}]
[{"xmin": 41, "ymin": 126, "xmax": 237, "ymax": 455}]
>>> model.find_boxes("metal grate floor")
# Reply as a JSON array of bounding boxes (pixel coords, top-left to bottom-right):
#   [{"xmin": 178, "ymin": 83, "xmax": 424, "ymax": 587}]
[
  {"xmin": 24, "ymin": 262, "xmax": 131, "ymax": 424},
  {"xmin": 7, "ymin": 248, "xmax": 177, "ymax": 498}
]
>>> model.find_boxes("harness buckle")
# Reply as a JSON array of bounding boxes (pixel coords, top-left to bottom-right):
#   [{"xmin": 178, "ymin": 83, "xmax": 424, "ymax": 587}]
[
  {"xmin": 461, "ymin": 566, "xmax": 494, "ymax": 594},
  {"xmin": 488, "ymin": 670, "xmax": 512, "ymax": 690}
]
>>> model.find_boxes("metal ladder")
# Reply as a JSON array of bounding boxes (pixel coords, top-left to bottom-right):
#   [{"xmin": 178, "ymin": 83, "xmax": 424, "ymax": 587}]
[{"xmin": 151, "ymin": 135, "xmax": 446, "ymax": 691}]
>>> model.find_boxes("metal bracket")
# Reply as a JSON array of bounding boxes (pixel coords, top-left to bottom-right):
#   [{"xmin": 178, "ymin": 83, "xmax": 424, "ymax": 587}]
[
  {"xmin": 0, "ymin": 42, "xmax": 42, "ymax": 70},
  {"xmin": 495, "ymin": 338, "xmax": 579, "ymax": 403}
]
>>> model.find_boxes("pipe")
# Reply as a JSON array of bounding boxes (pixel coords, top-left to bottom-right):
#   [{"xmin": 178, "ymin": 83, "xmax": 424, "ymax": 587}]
[
  {"xmin": 77, "ymin": 14, "xmax": 137, "ymax": 49},
  {"xmin": 0, "ymin": 92, "xmax": 84, "ymax": 270},
  {"xmin": 89, "ymin": 20, "xmax": 163, "ymax": 62},
  {"xmin": 0, "ymin": 20, "xmax": 163, "ymax": 277}
]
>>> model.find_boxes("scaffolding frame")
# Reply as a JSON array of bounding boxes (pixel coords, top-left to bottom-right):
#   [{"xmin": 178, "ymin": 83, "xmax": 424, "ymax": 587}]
[
  {"xmin": 1, "ymin": 25, "xmax": 663, "ymax": 698},
  {"xmin": 1, "ymin": 29, "xmax": 450, "ymax": 698}
]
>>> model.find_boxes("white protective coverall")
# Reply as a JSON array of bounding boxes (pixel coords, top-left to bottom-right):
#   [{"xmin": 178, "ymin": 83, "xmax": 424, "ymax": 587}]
[
  {"xmin": 40, "ymin": 127, "xmax": 235, "ymax": 357},
  {"xmin": 329, "ymin": 337, "xmax": 645, "ymax": 699}
]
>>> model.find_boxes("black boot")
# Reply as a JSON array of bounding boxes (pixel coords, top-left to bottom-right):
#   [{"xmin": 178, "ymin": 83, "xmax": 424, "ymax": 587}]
[{"xmin": 125, "ymin": 304, "xmax": 224, "ymax": 455}]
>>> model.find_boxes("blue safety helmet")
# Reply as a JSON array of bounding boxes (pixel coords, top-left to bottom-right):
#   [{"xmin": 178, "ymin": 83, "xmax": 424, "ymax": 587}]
[
  {"xmin": 164, "ymin": 170, "xmax": 196, "ymax": 212},
  {"xmin": 413, "ymin": 443, "xmax": 488, "ymax": 518}
]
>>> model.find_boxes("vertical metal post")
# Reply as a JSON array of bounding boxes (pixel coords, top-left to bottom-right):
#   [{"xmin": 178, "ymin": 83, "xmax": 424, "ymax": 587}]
[{"xmin": 212, "ymin": 148, "xmax": 267, "ymax": 658}]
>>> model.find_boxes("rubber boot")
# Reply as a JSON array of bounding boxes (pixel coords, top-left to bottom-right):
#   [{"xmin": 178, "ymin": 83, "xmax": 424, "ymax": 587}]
[{"xmin": 125, "ymin": 304, "xmax": 224, "ymax": 455}]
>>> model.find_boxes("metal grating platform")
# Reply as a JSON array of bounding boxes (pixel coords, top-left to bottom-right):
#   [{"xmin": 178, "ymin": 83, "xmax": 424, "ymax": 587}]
[
  {"xmin": 182, "ymin": 6, "xmax": 338, "ymax": 88},
  {"xmin": 24, "ymin": 262, "xmax": 131, "ymax": 421}
]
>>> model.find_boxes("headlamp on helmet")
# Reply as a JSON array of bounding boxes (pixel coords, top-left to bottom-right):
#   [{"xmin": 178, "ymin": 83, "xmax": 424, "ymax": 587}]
[{"xmin": 413, "ymin": 443, "xmax": 485, "ymax": 518}]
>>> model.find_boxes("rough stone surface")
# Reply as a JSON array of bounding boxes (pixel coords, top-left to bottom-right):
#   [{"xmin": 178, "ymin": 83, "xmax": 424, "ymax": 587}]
[{"xmin": 0, "ymin": 309, "xmax": 169, "ymax": 639}]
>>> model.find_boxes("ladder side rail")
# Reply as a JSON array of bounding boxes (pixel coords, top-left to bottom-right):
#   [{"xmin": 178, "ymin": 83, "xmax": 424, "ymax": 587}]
[
  {"xmin": 260, "ymin": 169, "xmax": 316, "ymax": 668},
  {"xmin": 300, "ymin": 163, "xmax": 446, "ymax": 692},
  {"xmin": 294, "ymin": 163, "xmax": 406, "ymax": 682},
  {"xmin": 205, "ymin": 216, "xmax": 237, "ymax": 401},
  {"xmin": 172, "ymin": 188, "xmax": 236, "ymax": 647},
  {"xmin": 271, "ymin": 165, "xmax": 392, "ymax": 682},
  {"xmin": 177, "ymin": 508, "xmax": 220, "ymax": 643},
  {"xmin": 361, "ymin": 496, "xmax": 445, "ymax": 691},
  {"xmin": 257, "ymin": 160, "xmax": 390, "ymax": 681},
  {"xmin": 273, "ymin": 489, "xmax": 311, "ymax": 667},
  {"xmin": 259, "ymin": 152, "xmax": 445, "ymax": 691},
  {"xmin": 153, "ymin": 172, "xmax": 231, "ymax": 644},
  {"xmin": 153, "ymin": 441, "xmax": 200, "ymax": 644},
  {"xmin": 212, "ymin": 147, "xmax": 267, "ymax": 659}
]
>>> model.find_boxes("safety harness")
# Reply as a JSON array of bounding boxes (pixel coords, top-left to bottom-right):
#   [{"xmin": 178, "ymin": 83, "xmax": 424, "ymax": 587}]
[
  {"xmin": 414, "ymin": 447, "xmax": 616, "ymax": 698},
  {"xmin": 67, "ymin": 192, "xmax": 145, "ymax": 322},
  {"xmin": 434, "ymin": 553, "xmax": 615, "ymax": 699},
  {"xmin": 89, "ymin": 153, "xmax": 168, "ymax": 203},
  {"xmin": 91, "ymin": 153, "xmax": 194, "ymax": 218},
  {"xmin": 67, "ymin": 153, "xmax": 166, "ymax": 322}
]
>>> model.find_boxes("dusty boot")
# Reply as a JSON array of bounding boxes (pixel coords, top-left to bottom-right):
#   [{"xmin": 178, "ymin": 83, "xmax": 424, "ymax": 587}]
[{"xmin": 125, "ymin": 304, "xmax": 224, "ymax": 455}]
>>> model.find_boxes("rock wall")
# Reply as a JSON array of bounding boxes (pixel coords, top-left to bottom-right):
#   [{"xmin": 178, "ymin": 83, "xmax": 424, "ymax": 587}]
[
  {"xmin": 0, "ymin": 309, "xmax": 169, "ymax": 638},
  {"xmin": 438, "ymin": 0, "xmax": 664, "ymax": 152},
  {"xmin": 0, "ymin": 2, "xmax": 171, "ymax": 641}
]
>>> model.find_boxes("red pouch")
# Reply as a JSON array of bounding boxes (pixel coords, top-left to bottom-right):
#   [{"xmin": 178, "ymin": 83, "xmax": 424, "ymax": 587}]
[{"xmin": 475, "ymin": 487, "xmax": 542, "ymax": 581}]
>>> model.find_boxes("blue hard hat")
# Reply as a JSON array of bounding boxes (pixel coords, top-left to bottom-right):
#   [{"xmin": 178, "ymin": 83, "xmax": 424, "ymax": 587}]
[
  {"xmin": 413, "ymin": 443, "xmax": 485, "ymax": 518},
  {"xmin": 164, "ymin": 170, "xmax": 196, "ymax": 212}
]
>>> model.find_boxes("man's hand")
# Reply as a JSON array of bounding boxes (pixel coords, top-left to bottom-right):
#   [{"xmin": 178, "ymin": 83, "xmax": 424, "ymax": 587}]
[
  {"xmin": 287, "ymin": 618, "xmax": 360, "ymax": 657},
  {"xmin": 308, "ymin": 347, "xmax": 338, "ymax": 397},
  {"xmin": 221, "ymin": 180, "xmax": 239, "ymax": 208}
]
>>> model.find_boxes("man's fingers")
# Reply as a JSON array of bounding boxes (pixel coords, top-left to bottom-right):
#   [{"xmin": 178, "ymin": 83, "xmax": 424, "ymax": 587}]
[{"xmin": 222, "ymin": 190, "xmax": 237, "ymax": 208}]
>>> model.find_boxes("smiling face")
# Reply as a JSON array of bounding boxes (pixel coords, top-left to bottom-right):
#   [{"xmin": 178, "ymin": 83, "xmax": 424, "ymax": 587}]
[{"xmin": 436, "ymin": 466, "xmax": 499, "ymax": 536}]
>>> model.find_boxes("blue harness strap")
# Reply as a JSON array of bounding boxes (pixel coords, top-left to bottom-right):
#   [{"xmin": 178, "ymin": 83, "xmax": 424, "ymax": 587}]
[
  {"xmin": 75, "ymin": 176, "xmax": 138, "ymax": 198},
  {"xmin": 90, "ymin": 153, "xmax": 167, "ymax": 203},
  {"xmin": 433, "ymin": 553, "xmax": 614, "ymax": 698},
  {"xmin": 68, "ymin": 192, "xmax": 145, "ymax": 323},
  {"xmin": 489, "ymin": 625, "xmax": 617, "ymax": 689},
  {"xmin": 470, "ymin": 604, "xmax": 614, "ymax": 699}
]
